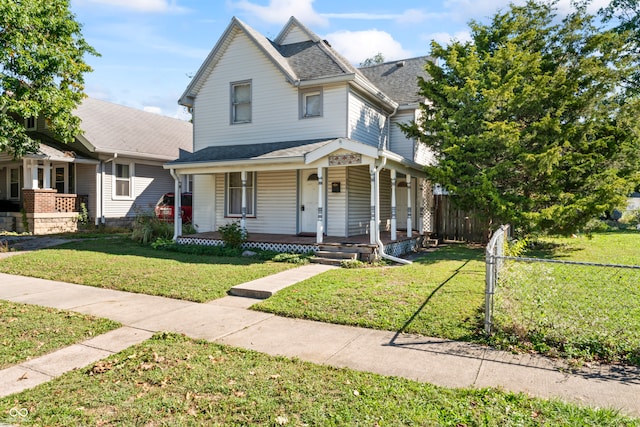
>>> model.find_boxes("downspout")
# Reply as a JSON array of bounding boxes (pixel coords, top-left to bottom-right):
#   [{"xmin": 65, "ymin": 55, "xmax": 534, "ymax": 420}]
[
  {"xmin": 374, "ymin": 157, "xmax": 411, "ymax": 265},
  {"xmin": 99, "ymin": 153, "xmax": 117, "ymax": 225},
  {"xmin": 385, "ymin": 105, "xmax": 399, "ymax": 151},
  {"xmin": 170, "ymin": 168, "xmax": 182, "ymax": 240}
]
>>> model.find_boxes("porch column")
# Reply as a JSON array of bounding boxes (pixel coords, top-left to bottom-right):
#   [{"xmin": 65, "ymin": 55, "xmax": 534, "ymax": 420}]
[
  {"xmin": 406, "ymin": 174, "xmax": 413, "ymax": 237},
  {"xmin": 174, "ymin": 171, "xmax": 182, "ymax": 239},
  {"xmin": 390, "ymin": 169, "xmax": 397, "ymax": 241},
  {"xmin": 369, "ymin": 165, "xmax": 376, "ymax": 244},
  {"xmin": 241, "ymin": 170, "xmax": 247, "ymax": 230},
  {"xmin": 418, "ymin": 178, "xmax": 425, "ymax": 234},
  {"xmin": 316, "ymin": 167, "xmax": 324, "ymax": 244},
  {"xmin": 31, "ymin": 161, "xmax": 38, "ymax": 189},
  {"xmin": 43, "ymin": 162, "xmax": 51, "ymax": 189}
]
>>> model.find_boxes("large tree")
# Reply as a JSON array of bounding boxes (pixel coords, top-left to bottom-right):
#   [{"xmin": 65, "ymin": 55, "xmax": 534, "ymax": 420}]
[
  {"xmin": 0, "ymin": 0, "xmax": 97, "ymax": 158},
  {"xmin": 600, "ymin": 0, "xmax": 640, "ymax": 94},
  {"xmin": 401, "ymin": 1, "xmax": 640, "ymax": 236}
]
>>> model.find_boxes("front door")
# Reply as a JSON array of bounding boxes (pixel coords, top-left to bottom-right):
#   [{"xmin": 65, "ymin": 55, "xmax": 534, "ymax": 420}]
[
  {"xmin": 396, "ymin": 181, "xmax": 408, "ymax": 230},
  {"xmin": 300, "ymin": 170, "xmax": 319, "ymax": 234}
]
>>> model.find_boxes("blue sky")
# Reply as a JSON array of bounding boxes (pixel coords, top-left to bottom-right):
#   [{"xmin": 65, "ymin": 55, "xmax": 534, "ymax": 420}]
[{"xmin": 69, "ymin": 0, "xmax": 608, "ymax": 120}]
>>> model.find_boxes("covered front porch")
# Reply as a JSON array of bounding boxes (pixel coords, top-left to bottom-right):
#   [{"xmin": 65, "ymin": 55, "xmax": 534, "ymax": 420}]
[{"xmin": 178, "ymin": 230, "xmax": 430, "ymax": 261}]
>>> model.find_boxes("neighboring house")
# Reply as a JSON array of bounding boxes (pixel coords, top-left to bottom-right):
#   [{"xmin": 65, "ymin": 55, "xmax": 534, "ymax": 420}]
[
  {"xmin": 0, "ymin": 98, "xmax": 192, "ymax": 234},
  {"xmin": 165, "ymin": 16, "xmax": 435, "ymax": 258}
]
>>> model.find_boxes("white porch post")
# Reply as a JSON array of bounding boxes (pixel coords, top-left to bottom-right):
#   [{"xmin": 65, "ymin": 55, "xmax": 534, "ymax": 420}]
[
  {"xmin": 406, "ymin": 174, "xmax": 413, "ymax": 237},
  {"xmin": 31, "ymin": 161, "xmax": 38, "ymax": 189},
  {"xmin": 390, "ymin": 169, "xmax": 397, "ymax": 241},
  {"xmin": 240, "ymin": 170, "xmax": 247, "ymax": 230},
  {"xmin": 316, "ymin": 167, "xmax": 324, "ymax": 244},
  {"xmin": 369, "ymin": 165, "xmax": 376, "ymax": 244},
  {"xmin": 173, "ymin": 170, "xmax": 182, "ymax": 239},
  {"xmin": 43, "ymin": 162, "xmax": 51, "ymax": 189}
]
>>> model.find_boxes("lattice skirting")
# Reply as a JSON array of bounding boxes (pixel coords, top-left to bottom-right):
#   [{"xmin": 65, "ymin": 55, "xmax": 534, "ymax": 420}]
[
  {"xmin": 177, "ymin": 237, "xmax": 317, "ymax": 254},
  {"xmin": 178, "ymin": 235, "xmax": 425, "ymax": 258}
]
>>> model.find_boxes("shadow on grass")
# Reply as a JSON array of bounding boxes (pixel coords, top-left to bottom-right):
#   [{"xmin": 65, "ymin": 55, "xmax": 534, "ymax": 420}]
[{"xmin": 388, "ymin": 258, "xmax": 475, "ymax": 346}]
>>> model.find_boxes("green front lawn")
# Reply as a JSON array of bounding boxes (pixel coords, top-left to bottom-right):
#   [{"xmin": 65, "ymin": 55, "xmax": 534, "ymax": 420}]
[
  {"xmin": 1, "ymin": 333, "xmax": 635, "ymax": 426},
  {"xmin": 0, "ymin": 301, "xmax": 119, "ymax": 369},
  {"xmin": 255, "ymin": 245, "xmax": 486, "ymax": 341},
  {"xmin": 0, "ymin": 237, "xmax": 295, "ymax": 302}
]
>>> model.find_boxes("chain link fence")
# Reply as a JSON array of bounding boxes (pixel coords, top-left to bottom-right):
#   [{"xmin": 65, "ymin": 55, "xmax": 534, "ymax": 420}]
[{"xmin": 485, "ymin": 226, "xmax": 640, "ymax": 362}]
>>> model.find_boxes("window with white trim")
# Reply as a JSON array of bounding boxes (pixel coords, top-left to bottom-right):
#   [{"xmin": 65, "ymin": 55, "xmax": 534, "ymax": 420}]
[
  {"xmin": 114, "ymin": 162, "xmax": 133, "ymax": 198},
  {"xmin": 300, "ymin": 88, "xmax": 322, "ymax": 118},
  {"xmin": 226, "ymin": 172, "xmax": 255, "ymax": 216},
  {"xmin": 231, "ymin": 81, "xmax": 252, "ymax": 124}
]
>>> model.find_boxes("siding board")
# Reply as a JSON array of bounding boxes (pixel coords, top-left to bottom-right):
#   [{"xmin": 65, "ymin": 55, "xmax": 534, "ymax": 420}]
[
  {"xmin": 347, "ymin": 165, "xmax": 371, "ymax": 236},
  {"xmin": 326, "ymin": 167, "xmax": 346, "ymax": 236}
]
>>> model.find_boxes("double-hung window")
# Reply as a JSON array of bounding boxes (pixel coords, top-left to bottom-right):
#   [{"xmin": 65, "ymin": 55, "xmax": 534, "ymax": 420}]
[
  {"xmin": 114, "ymin": 162, "xmax": 133, "ymax": 198},
  {"xmin": 300, "ymin": 88, "xmax": 322, "ymax": 118},
  {"xmin": 9, "ymin": 168, "xmax": 20, "ymax": 199},
  {"xmin": 226, "ymin": 172, "xmax": 255, "ymax": 217},
  {"xmin": 231, "ymin": 81, "xmax": 252, "ymax": 124}
]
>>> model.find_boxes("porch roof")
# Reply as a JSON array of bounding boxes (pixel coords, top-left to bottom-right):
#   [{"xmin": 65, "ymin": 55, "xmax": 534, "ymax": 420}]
[
  {"xmin": 24, "ymin": 142, "xmax": 98, "ymax": 164},
  {"xmin": 167, "ymin": 138, "xmax": 335, "ymax": 165}
]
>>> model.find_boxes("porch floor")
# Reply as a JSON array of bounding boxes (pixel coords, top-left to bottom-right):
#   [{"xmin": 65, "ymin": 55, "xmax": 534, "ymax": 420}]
[{"xmin": 182, "ymin": 230, "xmax": 422, "ymax": 246}]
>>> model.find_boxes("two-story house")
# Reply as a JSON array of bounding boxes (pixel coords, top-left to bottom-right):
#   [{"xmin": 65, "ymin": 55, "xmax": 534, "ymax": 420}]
[{"xmin": 166, "ymin": 16, "xmax": 434, "ymax": 260}]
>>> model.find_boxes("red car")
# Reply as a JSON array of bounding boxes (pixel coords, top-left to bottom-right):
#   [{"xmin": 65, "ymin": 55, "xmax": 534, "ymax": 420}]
[{"xmin": 154, "ymin": 192, "xmax": 192, "ymax": 223}]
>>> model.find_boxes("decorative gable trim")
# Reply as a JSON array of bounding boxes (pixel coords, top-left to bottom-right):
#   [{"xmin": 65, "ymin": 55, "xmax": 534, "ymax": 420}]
[{"xmin": 304, "ymin": 138, "xmax": 379, "ymax": 164}]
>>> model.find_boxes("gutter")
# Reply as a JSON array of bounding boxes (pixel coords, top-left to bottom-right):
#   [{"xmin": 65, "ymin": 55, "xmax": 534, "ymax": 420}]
[
  {"xmin": 170, "ymin": 168, "xmax": 183, "ymax": 240},
  {"xmin": 373, "ymin": 157, "xmax": 411, "ymax": 265},
  {"xmin": 97, "ymin": 153, "xmax": 117, "ymax": 225}
]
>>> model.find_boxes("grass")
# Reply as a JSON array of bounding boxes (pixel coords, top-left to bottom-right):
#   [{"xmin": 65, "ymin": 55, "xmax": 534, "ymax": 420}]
[
  {"xmin": 255, "ymin": 245, "xmax": 486, "ymax": 341},
  {"xmin": 0, "ymin": 237, "xmax": 295, "ymax": 302},
  {"xmin": 491, "ymin": 231, "xmax": 640, "ymax": 364},
  {"xmin": 0, "ymin": 301, "xmax": 120, "ymax": 369},
  {"xmin": 1, "ymin": 332, "xmax": 636, "ymax": 426}
]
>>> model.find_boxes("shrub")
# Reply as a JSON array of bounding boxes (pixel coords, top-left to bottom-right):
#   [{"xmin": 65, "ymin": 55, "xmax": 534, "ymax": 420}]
[
  {"xmin": 131, "ymin": 213, "xmax": 172, "ymax": 245},
  {"xmin": 271, "ymin": 252, "xmax": 313, "ymax": 264},
  {"xmin": 218, "ymin": 221, "xmax": 248, "ymax": 249}
]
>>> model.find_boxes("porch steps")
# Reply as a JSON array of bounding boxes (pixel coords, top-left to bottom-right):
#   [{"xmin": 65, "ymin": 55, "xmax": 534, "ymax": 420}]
[{"xmin": 311, "ymin": 243, "xmax": 377, "ymax": 266}]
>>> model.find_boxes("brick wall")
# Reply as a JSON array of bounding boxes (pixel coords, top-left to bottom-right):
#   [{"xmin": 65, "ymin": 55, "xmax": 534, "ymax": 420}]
[{"xmin": 22, "ymin": 189, "xmax": 57, "ymax": 214}]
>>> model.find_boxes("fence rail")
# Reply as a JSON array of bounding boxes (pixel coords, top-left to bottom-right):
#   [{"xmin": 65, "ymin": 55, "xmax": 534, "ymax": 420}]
[{"xmin": 484, "ymin": 226, "xmax": 640, "ymax": 363}]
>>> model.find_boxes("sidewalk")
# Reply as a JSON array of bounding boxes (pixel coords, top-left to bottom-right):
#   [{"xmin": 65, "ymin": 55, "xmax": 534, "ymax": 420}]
[{"xmin": 1, "ymin": 270, "xmax": 639, "ymax": 417}]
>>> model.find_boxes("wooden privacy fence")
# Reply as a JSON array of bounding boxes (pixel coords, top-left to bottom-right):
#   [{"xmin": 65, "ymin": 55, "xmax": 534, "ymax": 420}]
[{"xmin": 433, "ymin": 195, "xmax": 489, "ymax": 243}]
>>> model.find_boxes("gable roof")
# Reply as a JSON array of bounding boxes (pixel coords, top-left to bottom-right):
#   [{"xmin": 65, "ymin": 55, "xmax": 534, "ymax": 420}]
[
  {"xmin": 75, "ymin": 98, "xmax": 192, "ymax": 161},
  {"xmin": 179, "ymin": 16, "xmax": 399, "ymax": 108},
  {"xmin": 358, "ymin": 57, "xmax": 433, "ymax": 105}
]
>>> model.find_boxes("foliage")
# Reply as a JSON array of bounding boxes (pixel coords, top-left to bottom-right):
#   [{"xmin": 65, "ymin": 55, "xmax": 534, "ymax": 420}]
[
  {"xmin": 401, "ymin": 1, "xmax": 640, "ymax": 236},
  {"xmin": 340, "ymin": 258, "xmax": 367, "ymax": 268},
  {"xmin": 131, "ymin": 213, "xmax": 173, "ymax": 245},
  {"xmin": 218, "ymin": 221, "xmax": 248, "ymax": 250},
  {"xmin": 271, "ymin": 252, "xmax": 312, "ymax": 264},
  {"xmin": 2, "ymin": 333, "xmax": 635, "ymax": 426},
  {"xmin": 75, "ymin": 202, "xmax": 89, "ymax": 226},
  {"xmin": 20, "ymin": 208, "xmax": 29, "ymax": 234},
  {"xmin": 359, "ymin": 52, "xmax": 385, "ymax": 67},
  {"xmin": 0, "ymin": 0, "xmax": 98, "ymax": 158}
]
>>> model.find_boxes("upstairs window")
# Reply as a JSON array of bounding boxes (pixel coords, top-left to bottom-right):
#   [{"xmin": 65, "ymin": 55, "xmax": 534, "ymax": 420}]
[
  {"xmin": 25, "ymin": 117, "xmax": 36, "ymax": 130},
  {"xmin": 300, "ymin": 88, "xmax": 322, "ymax": 118},
  {"xmin": 231, "ymin": 81, "xmax": 252, "ymax": 124}
]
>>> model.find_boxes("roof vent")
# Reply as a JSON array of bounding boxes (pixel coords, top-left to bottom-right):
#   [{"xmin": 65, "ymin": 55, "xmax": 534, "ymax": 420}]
[
  {"xmin": 396, "ymin": 61, "xmax": 405, "ymax": 67},
  {"xmin": 323, "ymin": 39, "xmax": 332, "ymax": 47}
]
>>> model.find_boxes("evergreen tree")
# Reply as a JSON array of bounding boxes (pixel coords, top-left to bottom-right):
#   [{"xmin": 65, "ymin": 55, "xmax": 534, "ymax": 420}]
[{"xmin": 401, "ymin": 1, "xmax": 640, "ymax": 235}]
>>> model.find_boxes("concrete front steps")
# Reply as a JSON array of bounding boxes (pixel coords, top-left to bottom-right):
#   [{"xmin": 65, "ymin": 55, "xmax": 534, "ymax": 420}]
[{"xmin": 311, "ymin": 243, "xmax": 377, "ymax": 266}]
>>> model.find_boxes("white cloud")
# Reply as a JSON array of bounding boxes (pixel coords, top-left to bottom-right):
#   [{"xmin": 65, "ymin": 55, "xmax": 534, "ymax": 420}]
[
  {"xmin": 80, "ymin": 0, "xmax": 187, "ymax": 13},
  {"xmin": 324, "ymin": 30, "xmax": 412, "ymax": 65},
  {"xmin": 232, "ymin": 0, "xmax": 328, "ymax": 26},
  {"xmin": 322, "ymin": 8, "xmax": 442, "ymax": 24},
  {"xmin": 143, "ymin": 106, "xmax": 163, "ymax": 115},
  {"xmin": 423, "ymin": 31, "xmax": 472, "ymax": 46}
]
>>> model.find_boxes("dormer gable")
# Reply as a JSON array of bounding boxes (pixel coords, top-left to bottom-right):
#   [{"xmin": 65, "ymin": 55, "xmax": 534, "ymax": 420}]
[{"xmin": 274, "ymin": 16, "xmax": 321, "ymax": 45}]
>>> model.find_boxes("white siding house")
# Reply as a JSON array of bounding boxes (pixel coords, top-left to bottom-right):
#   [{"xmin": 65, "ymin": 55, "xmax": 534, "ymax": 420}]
[{"xmin": 167, "ymin": 16, "xmax": 435, "ymax": 259}]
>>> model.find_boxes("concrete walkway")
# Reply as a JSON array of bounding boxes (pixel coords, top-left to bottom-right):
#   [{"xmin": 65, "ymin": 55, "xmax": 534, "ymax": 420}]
[{"xmin": 1, "ymin": 269, "xmax": 639, "ymax": 417}]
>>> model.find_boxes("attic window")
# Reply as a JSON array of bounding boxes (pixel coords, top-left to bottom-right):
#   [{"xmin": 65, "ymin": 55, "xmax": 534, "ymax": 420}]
[
  {"xmin": 300, "ymin": 88, "xmax": 322, "ymax": 119},
  {"xmin": 231, "ymin": 80, "xmax": 252, "ymax": 124},
  {"xmin": 25, "ymin": 117, "xmax": 36, "ymax": 130}
]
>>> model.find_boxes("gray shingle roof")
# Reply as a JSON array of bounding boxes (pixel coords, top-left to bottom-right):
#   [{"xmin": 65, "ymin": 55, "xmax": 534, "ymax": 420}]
[
  {"xmin": 75, "ymin": 98, "xmax": 192, "ymax": 160},
  {"xmin": 358, "ymin": 57, "xmax": 433, "ymax": 104},
  {"xmin": 168, "ymin": 138, "xmax": 336, "ymax": 165}
]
